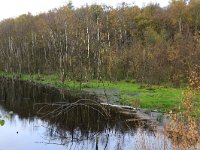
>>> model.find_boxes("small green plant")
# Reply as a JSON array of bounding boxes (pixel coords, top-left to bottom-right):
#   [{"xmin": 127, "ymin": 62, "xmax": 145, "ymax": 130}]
[
  {"xmin": 0, "ymin": 111, "xmax": 13, "ymax": 126},
  {"xmin": 0, "ymin": 116, "xmax": 5, "ymax": 126}
]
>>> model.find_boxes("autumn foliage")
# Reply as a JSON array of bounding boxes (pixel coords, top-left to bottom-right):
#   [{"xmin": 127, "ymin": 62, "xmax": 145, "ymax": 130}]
[
  {"xmin": 0, "ymin": 0, "xmax": 199, "ymax": 85},
  {"xmin": 167, "ymin": 66, "xmax": 200, "ymax": 149}
]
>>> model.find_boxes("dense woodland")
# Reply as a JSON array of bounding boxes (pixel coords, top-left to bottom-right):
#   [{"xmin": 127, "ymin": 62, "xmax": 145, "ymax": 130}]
[{"xmin": 0, "ymin": 0, "xmax": 200, "ymax": 85}]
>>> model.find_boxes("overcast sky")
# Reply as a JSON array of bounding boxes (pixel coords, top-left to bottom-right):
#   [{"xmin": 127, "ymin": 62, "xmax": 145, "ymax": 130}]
[{"xmin": 0, "ymin": 0, "xmax": 170, "ymax": 21}]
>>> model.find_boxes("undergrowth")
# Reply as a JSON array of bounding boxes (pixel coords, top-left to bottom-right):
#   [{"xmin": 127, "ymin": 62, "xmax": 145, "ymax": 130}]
[{"xmin": 166, "ymin": 66, "xmax": 200, "ymax": 149}]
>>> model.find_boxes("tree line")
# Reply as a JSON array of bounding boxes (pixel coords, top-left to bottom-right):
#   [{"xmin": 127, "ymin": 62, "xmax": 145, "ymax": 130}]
[{"xmin": 0, "ymin": 0, "xmax": 199, "ymax": 85}]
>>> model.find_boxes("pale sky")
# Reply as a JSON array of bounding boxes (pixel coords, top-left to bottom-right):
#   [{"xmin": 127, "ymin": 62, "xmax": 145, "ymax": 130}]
[{"xmin": 0, "ymin": 0, "xmax": 170, "ymax": 21}]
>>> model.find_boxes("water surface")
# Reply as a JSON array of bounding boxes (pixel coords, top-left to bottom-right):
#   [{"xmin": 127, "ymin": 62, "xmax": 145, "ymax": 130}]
[{"xmin": 0, "ymin": 78, "xmax": 172, "ymax": 150}]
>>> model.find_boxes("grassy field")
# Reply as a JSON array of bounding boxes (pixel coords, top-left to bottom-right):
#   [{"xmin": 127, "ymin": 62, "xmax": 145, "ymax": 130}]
[{"xmin": 0, "ymin": 72, "xmax": 199, "ymax": 114}]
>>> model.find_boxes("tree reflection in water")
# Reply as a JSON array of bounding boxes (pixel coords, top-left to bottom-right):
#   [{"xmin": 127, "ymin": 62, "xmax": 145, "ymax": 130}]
[{"xmin": 0, "ymin": 78, "xmax": 172, "ymax": 150}]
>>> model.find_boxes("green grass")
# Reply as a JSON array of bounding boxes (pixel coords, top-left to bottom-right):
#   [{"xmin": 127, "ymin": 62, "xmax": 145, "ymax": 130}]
[
  {"xmin": 116, "ymin": 84, "xmax": 183, "ymax": 112},
  {"xmin": 76, "ymin": 81, "xmax": 184, "ymax": 112},
  {"xmin": 0, "ymin": 72, "xmax": 199, "ymax": 113}
]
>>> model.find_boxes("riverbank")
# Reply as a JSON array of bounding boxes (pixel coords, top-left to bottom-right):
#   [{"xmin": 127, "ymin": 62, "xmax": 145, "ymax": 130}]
[{"xmin": 0, "ymin": 72, "xmax": 199, "ymax": 115}]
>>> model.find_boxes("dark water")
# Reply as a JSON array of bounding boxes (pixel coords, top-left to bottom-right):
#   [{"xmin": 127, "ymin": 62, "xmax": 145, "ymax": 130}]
[{"xmin": 0, "ymin": 78, "xmax": 172, "ymax": 150}]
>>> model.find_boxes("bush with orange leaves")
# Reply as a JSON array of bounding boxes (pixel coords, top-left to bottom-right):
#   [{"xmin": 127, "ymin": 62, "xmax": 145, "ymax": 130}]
[
  {"xmin": 167, "ymin": 65, "xmax": 200, "ymax": 149},
  {"xmin": 189, "ymin": 65, "xmax": 200, "ymax": 92}
]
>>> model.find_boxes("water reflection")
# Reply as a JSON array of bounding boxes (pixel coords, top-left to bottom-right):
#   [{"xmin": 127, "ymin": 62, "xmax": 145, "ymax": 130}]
[{"xmin": 0, "ymin": 78, "xmax": 172, "ymax": 150}]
